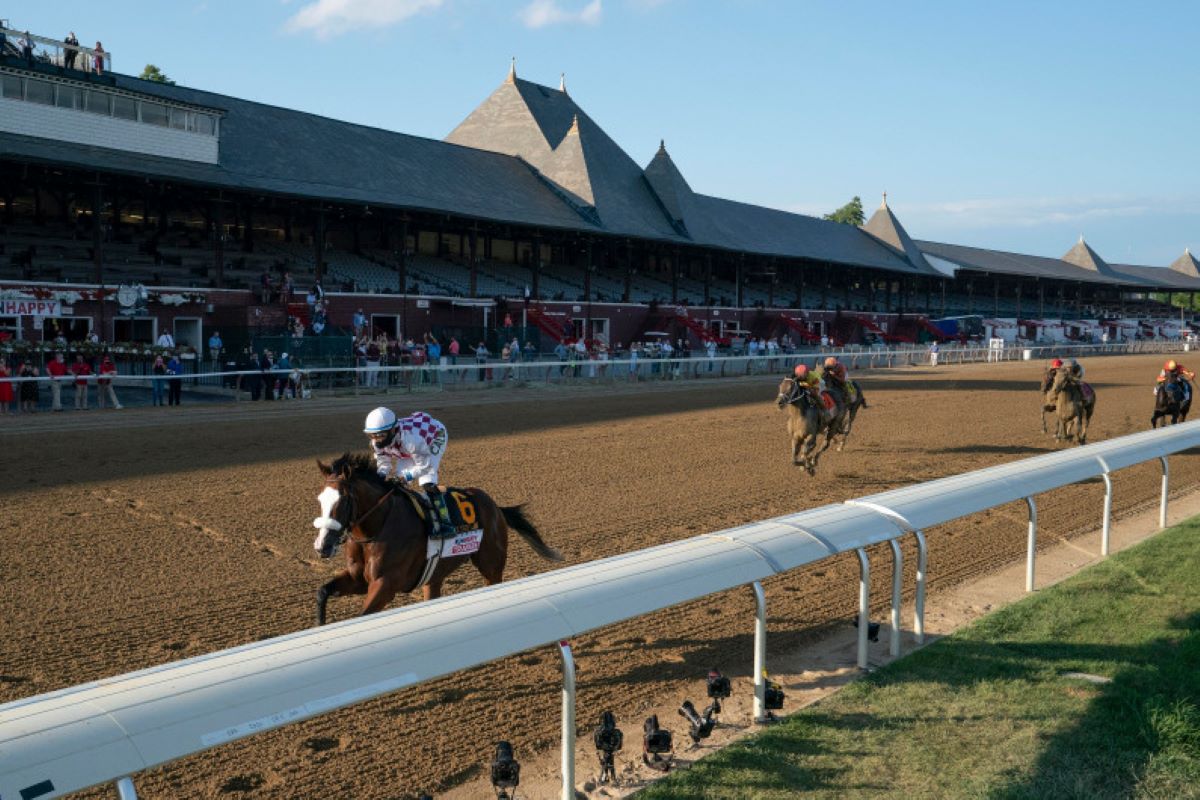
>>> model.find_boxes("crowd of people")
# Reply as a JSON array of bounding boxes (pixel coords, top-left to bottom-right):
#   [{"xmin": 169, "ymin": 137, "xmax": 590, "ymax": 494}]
[{"xmin": 2, "ymin": 29, "xmax": 106, "ymax": 74}]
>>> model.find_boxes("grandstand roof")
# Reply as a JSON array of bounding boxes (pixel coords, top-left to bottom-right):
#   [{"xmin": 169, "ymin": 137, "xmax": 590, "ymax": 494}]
[
  {"xmin": 917, "ymin": 240, "xmax": 1151, "ymax": 287},
  {"xmin": 861, "ymin": 195, "xmax": 940, "ymax": 276},
  {"xmin": 1111, "ymin": 249, "xmax": 1200, "ymax": 290}
]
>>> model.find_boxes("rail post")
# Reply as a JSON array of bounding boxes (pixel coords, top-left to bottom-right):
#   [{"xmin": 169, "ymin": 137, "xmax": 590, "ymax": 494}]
[
  {"xmin": 1100, "ymin": 461, "xmax": 1113, "ymax": 556},
  {"xmin": 1025, "ymin": 496, "xmax": 1038, "ymax": 592},
  {"xmin": 913, "ymin": 530, "xmax": 927, "ymax": 644},
  {"xmin": 116, "ymin": 777, "xmax": 138, "ymax": 799},
  {"xmin": 751, "ymin": 581, "xmax": 769, "ymax": 723},
  {"xmin": 1160, "ymin": 456, "xmax": 1169, "ymax": 529},
  {"xmin": 889, "ymin": 539, "xmax": 903, "ymax": 657},
  {"xmin": 855, "ymin": 547, "xmax": 870, "ymax": 670},
  {"xmin": 558, "ymin": 640, "xmax": 575, "ymax": 800}
]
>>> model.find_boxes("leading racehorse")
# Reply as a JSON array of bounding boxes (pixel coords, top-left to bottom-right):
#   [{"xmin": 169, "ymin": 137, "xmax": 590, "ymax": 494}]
[
  {"xmin": 776, "ymin": 377, "xmax": 865, "ymax": 473},
  {"xmin": 1047, "ymin": 370, "xmax": 1095, "ymax": 445},
  {"xmin": 312, "ymin": 453, "xmax": 562, "ymax": 625}
]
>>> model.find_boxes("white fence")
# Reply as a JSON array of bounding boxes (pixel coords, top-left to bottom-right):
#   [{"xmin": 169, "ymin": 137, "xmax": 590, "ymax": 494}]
[{"xmin": 2, "ymin": 422, "xmax": 1199, "ymax": 799}]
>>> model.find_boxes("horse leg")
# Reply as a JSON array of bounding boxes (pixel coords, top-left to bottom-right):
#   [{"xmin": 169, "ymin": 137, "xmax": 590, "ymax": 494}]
[
  {"xmin": 316, "ymin": 571, "xmax": 366, "ymax": 626},
  {"xmin": 1076, "ymin": 411, "xmax": 1089, "ymax": 445},
  {"xmin": 791, "ymin": 432, "xmax": 802, "ymax": 466},
  {"xmin": 360, "ymin": 575, "xmax": 401, "ymax": 615}
]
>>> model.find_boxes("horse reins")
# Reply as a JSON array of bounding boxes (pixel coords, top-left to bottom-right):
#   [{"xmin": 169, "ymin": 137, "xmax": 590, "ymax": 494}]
[{"xmin": 326, "ymin": 479, "xmax": 395, "ymax": 545}]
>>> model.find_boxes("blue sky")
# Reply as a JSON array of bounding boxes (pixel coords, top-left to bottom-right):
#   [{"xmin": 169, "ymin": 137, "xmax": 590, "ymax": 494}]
[{"xmin": 8, "ymin": 1, "xmax": 1199, "ymax": 265}]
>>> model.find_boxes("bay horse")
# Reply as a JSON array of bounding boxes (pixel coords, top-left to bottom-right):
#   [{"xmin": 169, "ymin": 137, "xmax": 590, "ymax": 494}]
[
  {"xmin": 1151, "ymin": 375, "xmax": 1191, "ymax": 428},
  {"xmin": 312, "ymin": 453, "xmax": 562, "ymax": 625},
  {"xmin": 1048, "ymin": 370, "xmax": 1095, "ymax": 445},
  {"xmin": 776, "ymin": 377, "xmax": 847, "ymax": 474}
]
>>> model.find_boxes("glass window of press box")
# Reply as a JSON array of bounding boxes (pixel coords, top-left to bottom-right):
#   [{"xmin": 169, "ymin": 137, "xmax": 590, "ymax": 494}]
[{"xmin": 0, "ymin": 74, "xmax": 217, "ymax": 136}]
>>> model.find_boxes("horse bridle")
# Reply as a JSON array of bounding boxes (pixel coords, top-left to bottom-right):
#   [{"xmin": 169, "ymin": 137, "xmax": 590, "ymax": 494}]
[
  {"xmin": 323, "ymin": 477, "xmax": 395, "ymax": 546},
  {"xmin": 777, "ymin": 377, "xmax": 803, "ymax": 406}
]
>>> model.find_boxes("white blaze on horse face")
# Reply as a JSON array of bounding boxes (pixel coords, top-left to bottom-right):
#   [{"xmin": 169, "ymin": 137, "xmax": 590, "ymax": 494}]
[{"xmin": 313, "ymin": 485, "xmax": 343, "ymax": 553}]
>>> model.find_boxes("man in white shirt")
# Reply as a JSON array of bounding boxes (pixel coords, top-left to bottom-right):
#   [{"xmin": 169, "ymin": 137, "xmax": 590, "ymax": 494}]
[{"xmin": 157, "ymin": 331, "xmax": 176, "ymax": 350}]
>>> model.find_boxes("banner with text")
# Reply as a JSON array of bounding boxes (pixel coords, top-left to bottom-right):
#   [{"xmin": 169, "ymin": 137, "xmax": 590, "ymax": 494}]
[{"xmin": 1, "ymin": 299, "xmax": 60, "ymax": 316}]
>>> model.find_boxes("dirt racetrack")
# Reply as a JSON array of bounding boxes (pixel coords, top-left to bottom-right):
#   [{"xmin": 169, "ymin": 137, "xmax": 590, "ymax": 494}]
[{"xmin": 2, "ymin": 353, "xmax": 1197, "ymax": 799}]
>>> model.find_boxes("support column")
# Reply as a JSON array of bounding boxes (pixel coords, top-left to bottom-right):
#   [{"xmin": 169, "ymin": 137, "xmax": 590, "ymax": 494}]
[
  {"xmin": 735, "ymin": 254, "xmax": 743, "ymax": 308},
  {"xmin": 994, "ymin": 276, "xmax": 1000, "ymax": 317},
  {"xmin": 532, "ymin": 234, "xmax": 542, "ymax": 300},
  {"xmin": 469, "ymin": 226, "xmax": 478, "ymax": 298},
  {"xmin": 1025, "ymin": 497, "xmax": 1038, "ymax": 592},
  {"xmin": 751, "ymin": 581, "xmax": 768, "ymax": 723},
  {"xmin": 889, "ymin": 539, "xmax": 903, "ymax": 657},
  {"xmin": 558, "ymin": 641, "xmax": 576, "ymax": 800},
  {"xmin": 625, "ymin": 241, "xmax": 634, "ymax": 303},
  {"xmin": 1160, "ymin": 456, "xmax": 1170, "ymax": 529},
  {"xmin": 671, "ymin": 248, "xmax": 679, "ymax": 304},
  {"xmin": 704, "ymin": 253, "xmax": 713, "ymax": 305},
  {"xmin": 1100, "ymin": 463, "xmax": 1113, "ymax": 556},
  {"xmin": 116, "ymin": 777, "xmax": 138, "ymax": 800},
  {"xmin": 91, "ymin": 178, "xmax": 103, "ymax": 285},
  {"xmin": 397, "ymin": 217, "xmax": 408, "ymax": 340},
  {"xmin": 856, "ymin": 547, "xmax": 870, "ymax": 670},
  {"xmin": 313, "ymin": 206, "xmax": 326, "ymax": 284},
  {"xmin": 213, "ymin": 194, "xmax": 225, "ymax": 289},
  {"xmin": 585, "ymin": 240, "xmax": 593, "ymax": 338},
  {"xmin": 913, "ymin": 530, "xmax": 927, "ymax": 644}
]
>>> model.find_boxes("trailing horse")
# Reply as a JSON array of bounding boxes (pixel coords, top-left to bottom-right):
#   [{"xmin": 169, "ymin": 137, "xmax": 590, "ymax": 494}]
[
  {"xmin": 311, "ymin": 453, "xmax": 562, "ymax": 625},
  {"xmin": 1048, "ymin": 370, "xmax": 1095, "ymax": 445},
  {"xmin": 1151, "ymin": 375, "xmax": 1191, "ymax": 428}
]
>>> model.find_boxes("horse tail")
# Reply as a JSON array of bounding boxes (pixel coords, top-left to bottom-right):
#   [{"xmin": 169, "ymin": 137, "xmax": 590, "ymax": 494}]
[{"xmin": 502, "ymin": 505, "xmax": 564, "ymax": 562}]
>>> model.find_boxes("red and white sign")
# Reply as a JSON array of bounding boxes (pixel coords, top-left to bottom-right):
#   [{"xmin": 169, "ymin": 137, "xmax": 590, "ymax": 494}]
[
  {"xmin": 1, "ymin": 299, "xmax": 60, "ymax": 316},
  {"xmin": 428, "ymin": 529, "xmax": 484, "ymax": 560}
]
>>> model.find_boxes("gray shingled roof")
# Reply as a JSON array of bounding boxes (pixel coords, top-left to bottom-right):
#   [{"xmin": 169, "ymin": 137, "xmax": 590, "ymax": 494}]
[
  {"xmin": 1, "ymin": 72, "xmax": 595, "ymax": 233},
  {"xmin": 861, "ymin": 198, "xmax": 941, "ymax": 276},
  {"xmin": 1061, "ymin": 236, "xmax": 1120, "ymax": 278},
  {"xmin": 1170, "ymin": 249, "xmax": 1200, "ymax": 279},
  {"xmin": 447, "ymin": 75, "xmax": 685, "ymax": 240},
  {"xmin": 917, "ymin": 240, "xmax": 1151, "ymax": 287}
]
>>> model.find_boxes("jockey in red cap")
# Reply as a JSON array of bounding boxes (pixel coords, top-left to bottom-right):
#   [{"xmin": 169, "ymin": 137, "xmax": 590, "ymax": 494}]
[{"xmin": 1042, "ymin": 358, "xmax": 1064, "ymax": 395}]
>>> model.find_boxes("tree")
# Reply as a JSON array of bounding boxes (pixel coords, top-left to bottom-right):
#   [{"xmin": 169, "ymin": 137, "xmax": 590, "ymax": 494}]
[
  {"xmin": 824, "ymin": 196, "xmax": 864, "ymax": 226},
  {"xmin": 139, "ymin": 64, "xmax": 175, "ymax": 85}
]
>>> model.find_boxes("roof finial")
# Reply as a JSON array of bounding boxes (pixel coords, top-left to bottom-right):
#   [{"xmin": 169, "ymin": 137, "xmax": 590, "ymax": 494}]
[
  {"xmin": 659, "ymin": 139, "xmax": 666, "ymax": 152},
  {"xmin": 559, "ymin": 72, "xmax": 566, "ymax": 92},
  {"xmin": 507, "ymin": 57, "xmax": 516, "ymax": 83},
  {"xmin": 1078, "ymin": 233, "xmax": 1084, "ymax": 244},
  {"xmin": 882, "ymin": 191, "xmax": 888, "ymax": 208},
  {"xmin": 1187, "ymin": 246, "xmax": 1192, "ymax": 256},
  {"xmin": 567, "ymin": 113, "xmax": 580, "ymax": 135}
]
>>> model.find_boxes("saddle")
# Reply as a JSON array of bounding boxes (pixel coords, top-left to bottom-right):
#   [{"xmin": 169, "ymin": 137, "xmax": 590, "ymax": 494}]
[{"xmin": 406, "ymin": 486, "xmax": 482, "ymax": 540}]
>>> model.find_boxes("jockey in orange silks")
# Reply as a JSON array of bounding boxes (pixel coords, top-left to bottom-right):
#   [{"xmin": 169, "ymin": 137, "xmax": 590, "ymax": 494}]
[{"xmin": 1160, "ymin": 359, "xmax": 1196, "ymax": 382}]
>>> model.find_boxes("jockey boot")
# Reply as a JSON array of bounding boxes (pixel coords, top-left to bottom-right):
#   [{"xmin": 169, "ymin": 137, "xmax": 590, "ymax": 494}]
[{"xmin": 423, "ymin": 485, "xmax": 456, "ymax": 538}]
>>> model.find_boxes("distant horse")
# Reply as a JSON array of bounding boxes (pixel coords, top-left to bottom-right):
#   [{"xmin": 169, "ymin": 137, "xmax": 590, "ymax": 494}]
[
  {"xmin": 1049, "ymin": 370, "xmax": 1095, "ymax": 445},
  {"xmin": 1151, "ymin": 375, "xmax": 1191, "ymax": 428},
  {"xmin": 776, "ymin": 377, "xmax": 845, "ymax": 474},
  {"xmin": 312, "ymin": 453, "xmax": 562, "ymax": 625}
]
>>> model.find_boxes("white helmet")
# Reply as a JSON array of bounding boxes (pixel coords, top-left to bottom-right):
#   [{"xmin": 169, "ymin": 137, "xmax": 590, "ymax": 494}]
[{"xmin": 363, "ymin": 406, "xmax": 397, "ymax": 434}]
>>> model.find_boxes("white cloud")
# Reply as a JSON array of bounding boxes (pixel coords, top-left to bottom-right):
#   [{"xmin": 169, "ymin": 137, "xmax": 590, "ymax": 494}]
[
  {"xmin": 285, "ymin": 0, "xmax": 445, "ymax": 38},
  {"xmin": 903, "ymin": 195, "xmax": 1161, "ymax": 229},
  {"xmin": 519, "ymin": 0, "xmax": 602, "ymax": 29}
]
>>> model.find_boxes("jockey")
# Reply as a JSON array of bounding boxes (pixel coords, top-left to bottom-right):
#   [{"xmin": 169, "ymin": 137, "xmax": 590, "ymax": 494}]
[
  {"xmin": 793, "ymin": 364, "xmax": 829, "ymax": 416},
  {"xmin": 1161, "ymin": 359, "xmax": 1196, "ymax": 382},
  {"xmin": 1066, "ymin": 358, "xmax": 1084, "ymax": 380},
  {"xmin": 1042, "ymin": 358, "xmax": 1063, "ymax": 394},
  {"xmin": 821, "ymin": 355, "xmax": 856, "ymax": 403},
  {"xmin": 363, "ymin": 406, "xmax": 455, "ymax": 537}
]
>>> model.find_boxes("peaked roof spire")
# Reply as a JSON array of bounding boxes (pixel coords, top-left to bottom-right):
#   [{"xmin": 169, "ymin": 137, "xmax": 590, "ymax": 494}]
[
  {"xmin": 567, "ymin": 113, "xmax": 580, "ymax": 135},
  {"xmin": 659, "ymin": 139, "xmax": 666, "ymax": 152},
  {"xmin": 862, "ymin": 198, "xmax": 937, "ymax": 275},
  {"xmin": 506, "ymin": 57, "xmax": 516, "ymax": 84},
  {"xmin": 559, "ymin": 72, "xmax": 566, "ymax": 92},
  {"xmin": 1061, "ymin": 236, "xmax": 1115, "ymax": 276},
  {"xmin": 1170, "ymin": 248, "xmax": 1200, "ymax": 278}
]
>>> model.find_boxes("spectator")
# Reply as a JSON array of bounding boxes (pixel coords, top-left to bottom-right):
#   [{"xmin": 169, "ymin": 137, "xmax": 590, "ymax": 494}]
[
  {"xmin": 64, "ymin": 32, "xmax": 79, "ymax": 70},
  {"xmin": 474, "ymin": 341, "xmax": 489, "ymax": 381},
  {"xmin": 554, "ymin": 340, "xmax": 568, "ymax": 375},
  {"xmin": 18, "ymin": 362, "xmax": 38, "ymax": 413},
  {"xmin": 86, "ymin": 329, "xmax": 100, "ymax": 345},
  {"xmin": 0, "ymin": 360, "xmax": 12, "ymax": 415},
  {"xmin": 281, "ymin": 271, "xmax": 294, "ymax": 303},
  {"xmin": 19, "ymin": 32, "xmax": 33, "ymax": 68},
  {"xmin": 352, "ymin": 308, "xmax": 366, "ymax": 337},
  {"xmin": 365, "ymin": 337, "xmax": 381, "ymax": 388},
  {"xmin": 306, "ymin": 286, "xmax": 318, "ymax": 311},
  {"xmin": 929, "ymin": 341, "xmax": 940, "ymax": 367},
  {"xmin": 93, "ymin": 41, "xmax": 105, "ymax": 75},
  {"xmin": 523, "ymin": 341, "xmax": 536, "ymax": 361},
  {"xmin": 240, "ymin": 350, "xmax": 262, "ymax": 401},
  {"xmin": 151, "ymin": 355, "xmax": 167, "ymax": 406},
  {"xmin": 208, "ymin": 330, "xmax": 223, "ymax": 368},
  {"xmin": 509, "ymin": 337, "xmax": 520, "ymax": 363},
  {"xmin": 97, "ymin": 355, "xmax": 122, "ymax": 409},
  {"xmin": 260, "ymin": 351, "xmax": 275, "ymax": 400},
  {"xmin": 46, "ymin": 351, "xmax": 68, "ymax": 411},
  {"xmin": 71, "ymin": 353, "xmax": 92, "ymax": 410},
  {"xmin": 166, "ymin": 353, "xmax": 183, "ymax": 406},
  {"xmin": 259, "ymin": 269, "xmax": 272, "ymax": 304},
  {"xmin": 573, "ymin": 337, "xmax": 587, "ymax": 378},
  {"xmin": 448, "ymin": 336, "xmax": 460, "ymax": 366},
  {"xmin": 157, "ymin": 329, "xmax": 176, "ymax": 350}
]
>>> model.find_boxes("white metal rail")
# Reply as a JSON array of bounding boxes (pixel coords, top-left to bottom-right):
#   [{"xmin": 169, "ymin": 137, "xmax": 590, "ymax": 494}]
[{"xmin": 1, "ymin": 423, "xmax": 1198, "ymax": 799}]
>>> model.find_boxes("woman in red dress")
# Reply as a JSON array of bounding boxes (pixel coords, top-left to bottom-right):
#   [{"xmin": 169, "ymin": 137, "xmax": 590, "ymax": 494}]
[{"xmin": 0, "ymin": 360, "xmax": 14, "ymax": 414}]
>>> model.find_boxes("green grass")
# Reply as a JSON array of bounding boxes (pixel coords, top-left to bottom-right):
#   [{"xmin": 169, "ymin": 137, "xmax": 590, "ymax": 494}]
[{"xmin": 638, "ymin": 519, "xmax": 1200, "ymax": 799}]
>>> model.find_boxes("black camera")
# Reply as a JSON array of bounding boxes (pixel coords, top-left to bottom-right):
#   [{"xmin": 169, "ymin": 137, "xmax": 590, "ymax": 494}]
[
  {"xmin": 764, "ymin": 677, "xmax": 785, "ymax": 711},
  {"xmin": 852, "ymin": 616, "xmax": 881, "ymax": 643},
  {"xmin": 490, "ymin": 741, "xmax": 520, "ymax": 798},
  {"xmin": 642, "ymin": 715, "xmax": 673, "ymax": 772},
  {"xmin": 706, "ymin": 668, "xmax": 732, "ymax": 714},
  {"xmin": 593, "ymin": 711, "xmax": 624, "ymax": 784},
  {"xmin": 679, "ymin": 700, "xmax": 716, "ymax": 744}
]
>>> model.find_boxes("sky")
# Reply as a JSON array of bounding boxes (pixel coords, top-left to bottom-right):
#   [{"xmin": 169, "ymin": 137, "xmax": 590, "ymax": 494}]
[{"xmin": 7, "ymin": 0, "xmax": 1199, "ymax": 265}]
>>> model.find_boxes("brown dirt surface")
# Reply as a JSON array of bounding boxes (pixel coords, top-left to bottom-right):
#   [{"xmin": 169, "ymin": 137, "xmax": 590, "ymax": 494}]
[{"xmin": 1, "ymin": 353, "xmax": 1195, "ymax": 799}]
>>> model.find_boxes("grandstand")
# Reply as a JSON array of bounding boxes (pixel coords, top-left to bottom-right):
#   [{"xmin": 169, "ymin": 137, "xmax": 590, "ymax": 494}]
[{"xmin": 2, "ymin": 23, "xmax": 1199, "ymax": 350}]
